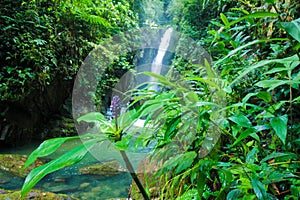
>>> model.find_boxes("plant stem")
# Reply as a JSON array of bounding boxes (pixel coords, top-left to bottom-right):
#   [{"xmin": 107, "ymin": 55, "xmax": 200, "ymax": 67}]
[{"xmin": 120, "ymin": 150, "xmax": 150, "ymax": 200}]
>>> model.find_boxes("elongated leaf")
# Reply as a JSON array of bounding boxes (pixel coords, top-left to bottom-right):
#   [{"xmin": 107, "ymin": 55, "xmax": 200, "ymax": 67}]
[
  {"xmin": 255, "ymin": 80, "xmax": 292, "ymax": 91},
  {"xmin": 228, "ymin": 12, "xmax": 279, "ymax": 28},
  {"xmin": 280, "ymin": 18, "xmax": 300, "ymax": 43},
  {"xmin": 260, "ymin": 152, "xmax": 292, "ymax": 163},
  {"xmin": 229, "ymin": 114, "xmax": 252, "ymax": 128},
  {"xmin": 142, "ymin": 72, "xmax": 176, "ymax": 88},
  {"xmin": 232, "ymin": 128, "xmax": 257, "ymax": 146},
  {"xmin": 242, "ymin": 92, "xmax": 258, "ymax": 104},
  {"xmin": 77, "ymin": 112, "xmax": 106, "ymax": 123},
  {"xmin": 227, "ymin": 189, "xmax": 241, "ymax": 200},
  {"xmin": 175, "ymin": 151, "xmax": 197, "ymax": 174},
  {"xmin": 220, "ymin": 13, "xmax": 229, "ymax": 26},
  {"xmin": 21, "ymin": 139, "xmax": 99, "ymax": 197},
  {"xmin": 24, "ymin": 137, "xmax": 77, "ymax": 168},
  {"xmin": 270, "ymin": 115, "xmax": 288, "ymax": 145},
  {"xmin": 264, "ymin": 67, "xmax": 287, "ymax": 75},
  {"xmin": 251, "ymin": 178, "xmax": 267, "ymax": 200},
  {"xmin": 246, "ymin": 147, "xmax": 259, "ymax": 164},
  {"xmin": 77, "ymin": 112, "xmax": 115, "ymax": 133},
  {"xmin": 177, "ymin": 189, "xmax": 199, "ymax": 200},
  {"xmin": 230, "ymin": 54, "xmax": 298, "ymax": 86}
]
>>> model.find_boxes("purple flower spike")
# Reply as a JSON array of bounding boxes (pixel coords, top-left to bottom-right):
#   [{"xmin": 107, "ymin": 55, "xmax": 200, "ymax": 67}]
[{"xmin": 110, "ymin": 95, "xmax": 121, "ymax": 118}]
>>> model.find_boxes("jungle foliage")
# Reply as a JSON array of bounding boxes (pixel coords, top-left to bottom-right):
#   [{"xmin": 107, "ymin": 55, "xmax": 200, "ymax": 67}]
[
  {"xmin": 17, "ymin": 0, "xmax": 300, "ymax": 199},
  {"xmin": 0, "ymin": 0, "xmax": 138, "ymax": 101}
]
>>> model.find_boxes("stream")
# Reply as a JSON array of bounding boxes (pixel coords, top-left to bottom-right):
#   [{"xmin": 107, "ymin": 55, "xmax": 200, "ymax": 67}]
[{"xmin": 0, "ymin": 140, "xmax": 147, "ymax": 199}]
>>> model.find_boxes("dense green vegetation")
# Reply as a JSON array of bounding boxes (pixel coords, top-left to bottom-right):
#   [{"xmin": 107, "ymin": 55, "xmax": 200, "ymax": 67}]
[{"xmin": 1, "ymin": 0, "xmax": 300, "ymax": 199}]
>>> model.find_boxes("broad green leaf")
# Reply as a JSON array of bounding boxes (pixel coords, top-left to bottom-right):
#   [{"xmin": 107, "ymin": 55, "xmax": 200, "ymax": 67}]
[
  {"xmin": 24, "ymin": 137, "xmax": 76, "ymax": 168},
  {"xmin": 270, "ymin": 115, "xmax": 288, "ymax": 145},
  {"xmin": 21, "ymin": 139, "xmax": 99, "ymax": 197},
  {"xmin": 227, "ymin": 189, "xmax": 241, "ymax": 200},
  {"xmin": 220, "ymin": 13, "xmax": 229, "ymax": 26},
  {"xmin": 175, "ymin": 151, "xmax": 197, "ymax": 174},
  {"xmin": 24, "ymin": 134, "xmax": 99, "ymax": 168},
  {"xmin": 251, "ymin": 178, "xmax": 267, "ymax": 200},
  {"xmin": 280, "ymin": 18, "xmax": 300, "ymax": 43},
  {"xmin": 77, "ymin": 112, "xmax": 115, "ymax": 133},
  {"xmin": 165, "ymin": 115, "xmax": 181, "ymax": 140},
  {"xmin": 177, "ymin": 188, "xmax": 199, "ymax": 200},
  {"xmin": 229, "ymin": 114, "xmax": 252, "ymax": 128},
  {"xmin": 114, "ymin": 134, "xmax": 131, "ymax": 150},
  {"xmin": 232, "ymin": 128, "xmax": 257, "ymax": 146},
  {"xmin": 77, "ymin": 112, "xmax": 106, "ymax": 123},
  {"xmin": 257, "ymin": 91, "xmax": 272, "ymax": 103}
]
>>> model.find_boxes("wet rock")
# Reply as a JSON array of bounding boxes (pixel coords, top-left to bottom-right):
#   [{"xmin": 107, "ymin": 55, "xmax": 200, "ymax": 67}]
[
  {"xmin": 54, "ymin": 178, "xmax": 67, "ymax": 183},
  {"xmin": 47, "ymin": 184, "xmax": 78, "ymax": 193},
  {"xmin": 0, "ymin": 154, "xmax": 49, "ymax": 178},
  {"xmin": 79, "ymin": 160, "xmax": 126, "ymax": 176},
  {"xmin": 79, "ymin": 182, "xmax": 90, "ymax": 188},
  {"xmin": 0, "ymin": 188, "xmax": 78, "ymax": 200}
]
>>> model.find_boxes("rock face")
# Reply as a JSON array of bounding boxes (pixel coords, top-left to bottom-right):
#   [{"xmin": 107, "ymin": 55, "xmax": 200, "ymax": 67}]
[
  {"xmin": 0, "ymin": 154, "xmax": 49, "ymax": 178},
  {"xmin": 0, "ymin": 77, "xmax": 73, "ymax": 147},
  {"xmin": 0, "ymin": 188, "xmax": 79, "ymax": 200},
  {"xmin": 79, "ymin": 160, "xmax": 127, "ymax": 176}
]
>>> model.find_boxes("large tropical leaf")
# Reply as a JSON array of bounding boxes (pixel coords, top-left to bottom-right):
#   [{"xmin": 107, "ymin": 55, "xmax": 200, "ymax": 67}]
[{"xmin": 21, "ymin": 139, "xmax": 100, "ymax": 197}]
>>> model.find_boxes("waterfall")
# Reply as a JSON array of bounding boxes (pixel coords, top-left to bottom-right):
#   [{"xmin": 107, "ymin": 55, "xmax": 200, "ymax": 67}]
[{"xmin": 149, "ymin": 28, "xmax": 173, "ymax": 91}]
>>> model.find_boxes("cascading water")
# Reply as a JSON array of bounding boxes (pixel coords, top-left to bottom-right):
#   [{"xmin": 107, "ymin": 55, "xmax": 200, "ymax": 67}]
[{"xmin": 149, "ymin": 28, "xmax": 173, "ymax": 91}]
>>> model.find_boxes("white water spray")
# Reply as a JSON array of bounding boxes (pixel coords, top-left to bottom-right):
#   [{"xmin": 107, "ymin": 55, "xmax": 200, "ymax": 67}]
[{"xmin": 149, "ymin": 28, "xmax": 173, "ymax": 91}]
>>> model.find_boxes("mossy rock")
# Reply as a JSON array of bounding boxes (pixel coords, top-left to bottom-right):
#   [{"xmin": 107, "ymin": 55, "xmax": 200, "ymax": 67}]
[
  {"xmin": 0, "ymin": 188, "xmax": 78, "ymax": 200},
  {"xmin": 0, "ymin": 154, "xmax": 49, "ymax": 178},
  {"xmin": 79, "ymin": 160, "xmax": 126, "ymax": 175}
]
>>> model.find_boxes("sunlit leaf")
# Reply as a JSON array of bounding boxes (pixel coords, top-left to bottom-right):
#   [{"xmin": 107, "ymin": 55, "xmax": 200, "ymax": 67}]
[
  {"xmin": 21, "ymin": 139, "xmax": 100, "ymax": 197},
  {"xmin": 24, "ymin": 137, "xmax": 75, "ymax": 169},
  {"xmin": 229, "ymin": 114, "xmax": 252, "ymax": 128}
]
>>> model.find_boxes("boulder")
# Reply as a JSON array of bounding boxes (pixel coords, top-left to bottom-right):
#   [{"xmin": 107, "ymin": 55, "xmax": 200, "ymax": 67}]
[
  {"xmin": 0, "ymin": 154, "xmax": 49, "ymax": 178},
  {"xmin": 79, "ymin": 160, "xmax": 126, "ymax": 176}
]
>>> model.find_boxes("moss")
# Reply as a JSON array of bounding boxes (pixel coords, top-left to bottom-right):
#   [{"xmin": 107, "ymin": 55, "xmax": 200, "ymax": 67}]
[
  {"xmin": 79, "ymin": 160, "xmax": 126, "ymax": 175},
  {"xmin": 0, "ymin": 188, "xmax": 78, "ymax": 200},
  {"xmin": 0, "ymin": 154, "xmax": 48, "ymax": 178}
]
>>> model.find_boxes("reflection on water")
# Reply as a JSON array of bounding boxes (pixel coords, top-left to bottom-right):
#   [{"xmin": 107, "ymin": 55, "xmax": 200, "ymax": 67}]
[{"xmin": 0, "ymin": 139, "xmax": 148, "ymax": 199}]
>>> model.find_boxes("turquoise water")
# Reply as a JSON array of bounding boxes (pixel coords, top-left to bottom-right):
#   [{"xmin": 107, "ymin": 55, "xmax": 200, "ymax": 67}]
[{"xmin": 0, "ymin": 139, "xmax": 148, "ymax": 199}]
